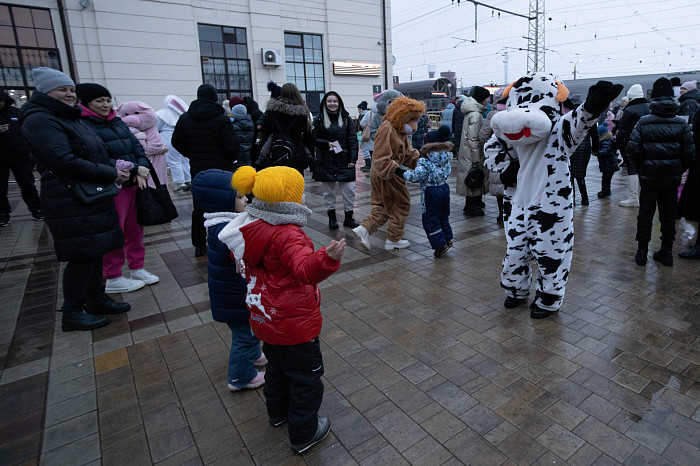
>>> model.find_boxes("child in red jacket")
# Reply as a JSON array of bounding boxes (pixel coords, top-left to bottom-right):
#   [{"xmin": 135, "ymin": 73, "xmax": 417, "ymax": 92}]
[{"xmin": 219, "ymin": 165, "xmax": 345, "ymax": 454}]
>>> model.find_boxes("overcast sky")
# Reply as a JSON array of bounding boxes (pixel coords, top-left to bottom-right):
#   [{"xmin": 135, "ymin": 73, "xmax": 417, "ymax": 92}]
[{"xmin": 391, "ymin": 0, "xmax": 699, "ymax": 86}]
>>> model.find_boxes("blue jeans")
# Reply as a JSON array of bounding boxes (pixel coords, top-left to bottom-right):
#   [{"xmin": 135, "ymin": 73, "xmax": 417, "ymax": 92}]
[{"xmin": 227, "ymin": 322, "xmax": 261, "ymax": 388}]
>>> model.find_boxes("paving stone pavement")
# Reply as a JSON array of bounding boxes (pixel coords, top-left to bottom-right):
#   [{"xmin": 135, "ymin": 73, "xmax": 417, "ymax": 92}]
[{"xmin": 1, "ymin": 164, "xmax": 699, "ymax": 465}]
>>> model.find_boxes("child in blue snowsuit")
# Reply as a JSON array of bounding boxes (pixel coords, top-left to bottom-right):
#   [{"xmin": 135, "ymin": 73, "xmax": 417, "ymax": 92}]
[
  {"xmin": 191, "ymin": 169, "xmax": 267, "ymax": 391},
  {"xmin": 398, "ymin": 125, "xmax": 454, "ymax": 257},
  {"xmin": 595, "ymin": 122, "xmax": 620, "ymax": 199}
]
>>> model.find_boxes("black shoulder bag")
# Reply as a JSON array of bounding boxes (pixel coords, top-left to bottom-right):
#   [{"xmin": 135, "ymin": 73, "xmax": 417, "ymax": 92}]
[{"xmin": 136, "ymin": 168, "xmax": 179, "ymax": 226}]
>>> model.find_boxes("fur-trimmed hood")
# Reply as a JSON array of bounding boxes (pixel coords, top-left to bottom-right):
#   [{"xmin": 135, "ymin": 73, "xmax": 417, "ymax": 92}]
[
  {"xmin": 420, "ymin": 141, "xmax": 454, "ymax": 157},
  {"xmin": 599, "ymin": 131, "xmax": 613, "ymax": 142},
  {"xmin": 266, "ymin": 97, "xmax": 309, "ymax": 117}
]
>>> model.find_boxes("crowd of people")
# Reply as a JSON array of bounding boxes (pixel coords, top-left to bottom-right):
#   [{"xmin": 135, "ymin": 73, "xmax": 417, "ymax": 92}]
[{"xmin": 1, "ymin": 66, "xmax": 699, "ymax": 455}]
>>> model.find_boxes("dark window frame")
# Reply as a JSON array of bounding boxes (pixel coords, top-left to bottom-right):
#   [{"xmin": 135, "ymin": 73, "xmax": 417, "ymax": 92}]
[
  {"xmin": 197, "ymin": 23, "xmax": 252, "ymax": 103},
  {"xmin": 283, "ymin": 31, "xmax": 324, "ymax": 103},
  {"xmin": 0, "ymin": 3, "xmax": 61, "ymax": 103}
]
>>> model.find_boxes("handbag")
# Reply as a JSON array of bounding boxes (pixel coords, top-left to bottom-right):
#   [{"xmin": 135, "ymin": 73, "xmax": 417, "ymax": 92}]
[
  {"xmin": 465, "ymin": 162, "xmax": 485, "ymax": 189},
  {"xmin": 136, "ymin": 168, "xmax": 178, "ymax": 226},
  {"xmin": 361, "ymin": 111, "xmax": 371, "ymax": 142},
  {"xmin": 70, "ymin": 180, "xmax": 118, "ymax": 205}
]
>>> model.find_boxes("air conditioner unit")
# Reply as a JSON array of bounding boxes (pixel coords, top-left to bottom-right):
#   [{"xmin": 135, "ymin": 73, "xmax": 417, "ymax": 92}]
[{"xmin": 262, "ymin": 48, "xmax": 282, "ymax": 67}]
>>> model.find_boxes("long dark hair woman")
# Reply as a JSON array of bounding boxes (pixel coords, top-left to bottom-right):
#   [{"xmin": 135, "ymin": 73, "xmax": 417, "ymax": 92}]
[
  {"xmin": 257, "ymin": 83, "xmax": 315, "ymax": 173},
  {"xmin": 20, "ymin": 68, "xmax": 129, "ymax": 331},
  {"xmin": 313, "ymin": 91, "xmax": 359, "ymax": 229}
]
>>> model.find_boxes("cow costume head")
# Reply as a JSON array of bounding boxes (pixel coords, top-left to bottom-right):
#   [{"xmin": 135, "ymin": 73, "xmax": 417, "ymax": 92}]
[{"xmin": 490, "ymin": 72, "xmax": 569, "ymax": 147}]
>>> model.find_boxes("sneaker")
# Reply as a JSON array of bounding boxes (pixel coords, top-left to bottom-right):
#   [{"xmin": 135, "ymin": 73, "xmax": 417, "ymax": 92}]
[
  {"xmin": 385, "ymin": 239, "xmax": 410, "ymax": 250},
  {"xmin": 31, "ymin": 210, "xmax": 44, "ymax": 220},
  {"xmin": 597, "ymin": 191, "xmax": 611, "ymax": 199},
  {"xmin": 227, "ymin": 371, "xmax": 265, "ymax": 391},
  {"xmin": 529, "ymin": 301, "xmax": 556, "ymax": 319},
  {"xmin": 504, "ymin": 296, "xmax": 525, "ymax": 309},
  {"xmin": 635, "ymin": 249, "xmax": 648, "ymax": 266},
  {"xmin": 352, "ymin": 225, "xmax": 371, "ymax": 250},
  {"xmin": 291, "ymin": 417, "xmax": 331, "ymax": 454},
  {"xmin": 173, "ymin": 183, "xmax": 187, "ymax": 192},
  {"xmin": 254, "ymin": 352, "xmax": 268, "ymax": 367},
  {"xmin": 183, "ymin": 182, "xmax": 192, "ymax": 192},
  {"xmin": 105, "ymin": 276, "xmax": 146, "ymax": 293},
  {"xmin": 652, "ymin": 249, "xmax": 673, "ymax": 267},
  {"xmin": 131, "ymin": 268, "xmax": 159, "ymax": 285},
  {"xmin": 434, "ymin": 244, "xmax": 450, "ymax": 258},
  {"xmin": 0, "ymin": 214, "xmax": 10, "ymax": 227}
]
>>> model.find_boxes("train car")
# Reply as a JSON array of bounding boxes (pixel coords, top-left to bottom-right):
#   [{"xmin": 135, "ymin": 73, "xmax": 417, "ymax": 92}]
[
  {"xmin": 393, "ymin": 77, "xmax": 457, "ymax": 112},
  {"xmin": 553, "ymin": 71, "xmax": 700, "ymax": 101}
]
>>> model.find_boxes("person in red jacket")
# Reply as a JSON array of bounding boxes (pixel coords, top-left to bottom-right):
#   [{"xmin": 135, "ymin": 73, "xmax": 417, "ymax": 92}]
[{"xmin": 219, "ymin": 165, "xmax": 345, "ymax": 454}]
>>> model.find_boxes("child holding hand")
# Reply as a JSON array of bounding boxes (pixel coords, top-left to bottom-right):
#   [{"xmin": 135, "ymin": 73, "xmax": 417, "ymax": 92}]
[{"xmin": 219, "ymin": 165, "xmax": 346, "ymax": 454}]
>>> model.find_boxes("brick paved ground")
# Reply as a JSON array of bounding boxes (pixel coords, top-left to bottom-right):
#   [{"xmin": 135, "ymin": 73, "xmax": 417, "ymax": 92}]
[{"xmin": 1, "ymin": 164, "xmax": 699, "ymax": 465}]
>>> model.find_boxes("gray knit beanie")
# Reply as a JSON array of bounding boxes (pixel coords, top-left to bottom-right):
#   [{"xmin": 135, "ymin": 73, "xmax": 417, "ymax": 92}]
[
  {"xmin": 231, "ymin": 104, "xmax": 247, "ymax": 119},
  {"xmin": 31, "ymin": 67, "xmax": 75, "ymax": 93}
]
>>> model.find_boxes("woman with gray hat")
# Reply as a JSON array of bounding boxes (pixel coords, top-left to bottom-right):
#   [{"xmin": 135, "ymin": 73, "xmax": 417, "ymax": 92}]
[{"xmin": 20, "ymin": 67, "xmax": 129, "ymax": 331}]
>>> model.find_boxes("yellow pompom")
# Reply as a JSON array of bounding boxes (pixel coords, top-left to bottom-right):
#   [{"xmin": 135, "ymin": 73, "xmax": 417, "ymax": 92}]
[{"xmin": 232, "ymin": 166, "xmax": 257, "ymax": 194}]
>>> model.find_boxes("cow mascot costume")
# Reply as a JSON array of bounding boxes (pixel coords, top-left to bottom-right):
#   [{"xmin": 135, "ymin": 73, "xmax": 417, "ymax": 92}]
[{"xmin": 484, "ymin": 73, "xmax": 622, "ymax": 319}]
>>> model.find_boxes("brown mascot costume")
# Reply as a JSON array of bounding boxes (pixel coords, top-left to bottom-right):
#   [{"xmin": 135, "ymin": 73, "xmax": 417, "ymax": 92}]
[{"xmin": 353, "ymin": 96, "xmax": 425, "ymax": 251}]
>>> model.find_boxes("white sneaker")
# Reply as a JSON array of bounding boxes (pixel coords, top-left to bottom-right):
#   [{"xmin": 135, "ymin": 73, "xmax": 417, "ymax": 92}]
[
  {"xmin": 105, "ymin": 276, "xmax": 146, "ymax": 293},
  {"xmin": 254, "ymin": 352, "xmax": 268, "ymax": 367},
  {"xmin": 131, "ymin": 268, "xmax": 159, "ymax": 285},
  {"xmin": 173, "ymin": 183, "xmax": 187, "ymax": 192},
  {"xmin": 227, "ymin": 371, "xmax": 265, "ymax": 391},
  {"xmin": 353, "ymin": 225, "xmax": 371, "ymax": 250},
  {"xmin": 619, "ymin": 198, "xmax": 639, "ymax": 207},
  {"xmin": 385, "ymin": 239, "xmax": 410, "ymax": 250}
]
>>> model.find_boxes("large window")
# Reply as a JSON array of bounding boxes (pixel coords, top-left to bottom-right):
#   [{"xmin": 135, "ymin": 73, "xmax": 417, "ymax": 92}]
[
  {"xmin": 0, "ymin": 4, "xmax": 61, "ymax": 104},
  {"xmin": 284, "ymin": 32, "xmax": 324, "ymax": 111},
  {"xmin": 198, "ymin": 24, "xmax": 252, "ymax": 103}
]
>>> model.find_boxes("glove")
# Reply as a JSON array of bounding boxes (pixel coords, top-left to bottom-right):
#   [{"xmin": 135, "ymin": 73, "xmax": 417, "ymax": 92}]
[
  {"xmin": 583, "ymin": 81, "xmax": 624, "ymax": 115},
  {"xmin": 395, "ymin": 167, "xmax": 406, "ymax": 178}
]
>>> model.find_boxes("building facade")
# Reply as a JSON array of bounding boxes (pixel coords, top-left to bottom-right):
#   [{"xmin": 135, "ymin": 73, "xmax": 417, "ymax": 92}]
[{"xmin": 0, "ymin": 0, "xmax": 392, "ymax": 115}]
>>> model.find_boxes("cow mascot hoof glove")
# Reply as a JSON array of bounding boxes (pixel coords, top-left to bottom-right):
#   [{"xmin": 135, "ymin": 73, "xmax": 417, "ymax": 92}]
[{"xmin": 484, "ymin": 73, "xmax": 622, "ymax": 319}]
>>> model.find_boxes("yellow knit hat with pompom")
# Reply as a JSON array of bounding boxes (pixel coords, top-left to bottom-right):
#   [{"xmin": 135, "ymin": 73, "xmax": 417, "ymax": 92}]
[{"xmin": 231, "ymin": 165, "xmax": 305, "ymax": 204}]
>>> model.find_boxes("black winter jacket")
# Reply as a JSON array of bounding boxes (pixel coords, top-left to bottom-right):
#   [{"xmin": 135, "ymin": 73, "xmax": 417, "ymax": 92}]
[
  {"xmin": 258, "ymin": 98, "xmax": 315, "ymax": 172},
  {"xmin": 627, "ymin": 97, "xmax": 695, "ymax": 189},
  {"xmin": 0, "ymin": 91, "xmax": 31, "ymax": 164},
  {"xmin": 312, "ymin": 109, "xmax": 358, "ymax": 183},
  {"xmin": 596, "ymin": 132, "xmax": 619, "ymax": 173},
  {"xmin": 678, "ymin": 88, "xmax": 700, "ymax": 120},
  {"xmin": 243, "ymin": 97, "xmax": 263, "ymax": 126},
  {"xmin": 678, "ymin": 110, "xmax": 700, "ymax": 221},
  {"xmin": 20, "ymin": 92, "xmax": 123, "ymax": 261},
  {"xmin": 411, "ymin": 114, "xmax": 429, "ymax": 150},
  {"xmin": 617, "ymin": 98, "xmax": 650, "ymax": 156},
  {"xmin": 79, "ymin": 105, "xmax": 150, "ymax": 188},
  {"xmin": 570, "ymin": 125, "xmax": 600, "ymax": 179},
  {"xmin": 452, "ymin": 100, "xmax": 466, "ymax": 152},
  {"xmin": 231, "ymin": 114, "xmax": 254, "ymax": 166},
  {"xmin": 171, "ymin": 98, "xmax": 239, "ymax": 175}
]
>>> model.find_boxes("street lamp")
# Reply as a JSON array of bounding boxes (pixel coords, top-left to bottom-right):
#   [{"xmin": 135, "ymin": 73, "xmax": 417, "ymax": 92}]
[{"xmin": 408, "ymin": 67, "xmax": 412, "ymax": 81}]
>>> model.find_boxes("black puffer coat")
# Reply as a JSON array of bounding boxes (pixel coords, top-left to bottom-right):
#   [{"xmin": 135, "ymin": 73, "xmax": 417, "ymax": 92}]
[
  {"xmin": 678, "ymin": 110, "xmax": 700, "ymax": 221},
  {"xmin": 627, "ymin": 97, "xmax": 695, "ymax": 189},
  {"xmin": 20, "ymin": 92, "xmax": 123, "ymax": 261},
  {"xmin": 0, "ymin": 91, "xmax": 31, "ymax": 164},
  {"xmin": 452, "ymin": 99, "xmax": 466, "ymax": 153},
  {"xmin": 259, "ymin": 97, "xmax": 316, "ymax": 172},
  {"xmin": 79, "ymin": 105, "xmax": 150, "ymax": 188},
  {"xmin": 312, "ymin": 101, "xmax": 358, "ymax": 183},
  {"xmin": 617, "ymin": 98, "xmax": 650, "ymax": 155},
  {"xmin": 570, "ymin": 125, "xmax": 599, "ymax": 179},
  {"xmin": 231, "ymin": 114, "xmax": 254, "ymax": 166},
  {"xmin": 678, "ymin": 88, "xmax": 700, "ymax": 120},
  {"xmin": 411, "ymin": 114, "xmax": 429, "ymax": 150},
  {"xmin": 171, "ymin": 98, "xmax": 239, "ymax": 176}
]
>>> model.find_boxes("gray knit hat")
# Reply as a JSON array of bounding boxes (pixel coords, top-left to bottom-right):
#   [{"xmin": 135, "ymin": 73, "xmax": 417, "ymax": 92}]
[{"xmin": 31, "ymin": 67, "xmax": 75, "ymax": 93}]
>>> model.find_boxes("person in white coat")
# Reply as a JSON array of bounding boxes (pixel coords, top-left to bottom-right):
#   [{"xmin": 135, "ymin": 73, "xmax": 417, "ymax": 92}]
[
  {"xmin": 357, "ymin": 101, "xmax": 374, "ymax": 172},
  {"xmin": 156, "ymin": 95, "xmax": 191, "ymax": 191}
]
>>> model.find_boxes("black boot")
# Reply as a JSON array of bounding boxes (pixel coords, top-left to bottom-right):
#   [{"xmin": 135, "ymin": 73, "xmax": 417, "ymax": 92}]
[
  {"xmin": 496, "ymin": 195, "xmax": 504, "ymax": 226},
  {"xmin": 327, "ymin": 209, "xmax": 339, "ymax": 230},
  {"xmin": 86, "ymin": 293, "xmax": 131, "ymax": 315},
  {"xmin": 61, "ymin": 303, "xmax": 109, "ymax": 332},
  {"xmin": 577, "ymin": 178, "xmax": 589, "ymax": 205},
  {"xmin": 635, "ymin": 242, "xmax": 648, "ymax": 266},
  {"xmin": 361, "ymin": 157, "xmax": 372, "ymax": 172},
  {"xmin": 343, "ymin": 211, "xmax": 359, "ymax": 228},
  {"xmin": 530, "ymin": 301, "xmax": 556, "ymax": 319},
  {"xmin": 653, "ymin": 241, "xmax": 673, "ymax": 267},
  {"xmin": 463, "ymin": 196, "xmax": 472, "ymax": 214},
  {"xmin": 598, "ymin": 172, "xmax": 612, "ymax": 198},
  {"xmin": 679, "ymin": 244, "xmax": 700, "ymax": 259}
]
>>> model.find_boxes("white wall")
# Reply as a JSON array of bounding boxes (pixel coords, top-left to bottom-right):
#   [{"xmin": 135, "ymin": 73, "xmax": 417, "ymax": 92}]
[{"xmin": 7, "ymin": 0, "xmax": 392, "ymax": 115}]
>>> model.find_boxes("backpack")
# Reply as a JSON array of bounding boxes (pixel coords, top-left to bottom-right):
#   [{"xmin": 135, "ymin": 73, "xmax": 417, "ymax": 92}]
[
  {"xmin": 361, "ymin": 111, "xmax": 371, "ymax": 142},
  {"xmin": 465, "ymin": 162, "xmax": 485, "ymax": 189},
  {"xmin": 270, "ymin": 136, "xmax": 296, "ymax": 166}
]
